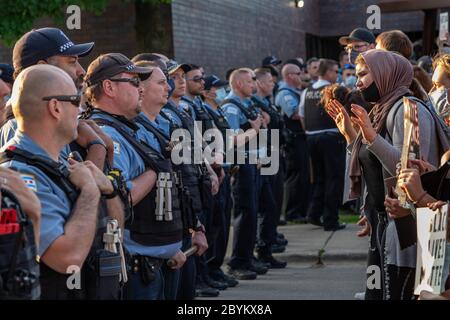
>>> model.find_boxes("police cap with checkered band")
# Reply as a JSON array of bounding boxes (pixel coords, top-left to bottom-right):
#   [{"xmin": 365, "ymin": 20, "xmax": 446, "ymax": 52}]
[{"xmin": 13, "ymin": 27, "xmax": 94, "ymax": 73}]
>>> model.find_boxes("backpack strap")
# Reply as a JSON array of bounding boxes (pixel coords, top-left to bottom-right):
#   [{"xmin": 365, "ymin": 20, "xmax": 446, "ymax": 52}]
[{"xmin": 91, "ymin": 117, "xmax": 164, "ymax": 172}]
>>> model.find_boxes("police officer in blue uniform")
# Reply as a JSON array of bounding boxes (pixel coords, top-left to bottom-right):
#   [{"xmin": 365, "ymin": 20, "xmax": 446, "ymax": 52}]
[
  {"xmin": 0, "ymin": 65, "xmax": 122, "ymax": 300},
  {"xmin": 162, "ymin": 61, "xmax": 221, "ymax": 298},
  {"xmin": 82, "ymin": 53, "xmax": 186, "ymax": 300},
  {"xmin": 202, "ymin": 75, "xmax": 239, "ymax": 287},
  {"xmin": 221, "ymin": 68, "xmax": 268, "ymax": 280},
  {"xmin": 275, "ymin": 63, "xmax": 310, "ymax": 224},
  {"xmin": 0, "ymin": 27, "xmax": 113, "ymax": 174},
  {"xmin": 251, "ymin": 68, "xmax": 287, "ymax": 268},
  {"xmin": 132, "ymin": 59, "xmax": 209, "ymax": 300}
]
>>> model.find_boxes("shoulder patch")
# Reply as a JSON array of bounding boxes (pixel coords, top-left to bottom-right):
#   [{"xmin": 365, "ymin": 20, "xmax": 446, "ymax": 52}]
[
  {"xmin": 113, "ymin": 141, "xmax": 121, "ymax": 155},
  {"xmin": 21, "ymin": 174, "xmax": 37, "ymax": 192},
  {"xmin": 225, "ymin": 106, "xmax": 239, "ymax": 115}
]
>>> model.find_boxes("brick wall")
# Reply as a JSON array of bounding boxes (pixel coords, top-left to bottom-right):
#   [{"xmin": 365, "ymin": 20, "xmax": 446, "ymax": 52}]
[
  {"xmin": 0, "ymin": 0, "xmax": 434, "ymax": 78},
  {"xmin": 171, "ymin": 0, "xmax": 318, "ymax": 78}
]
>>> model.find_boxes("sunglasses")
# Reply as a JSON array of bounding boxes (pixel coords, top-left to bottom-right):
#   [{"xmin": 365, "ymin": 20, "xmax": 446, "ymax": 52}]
[
  {"xmin": 186, "ymin": 76, "xmax": 205, "ymax": 83},
  {"xmin": 109, "ymin": 77, "xmax": 140, "ymax": 88},
  {"xmin": 42, "ymin": 94, "xmax": 81, "ymax": 107}
]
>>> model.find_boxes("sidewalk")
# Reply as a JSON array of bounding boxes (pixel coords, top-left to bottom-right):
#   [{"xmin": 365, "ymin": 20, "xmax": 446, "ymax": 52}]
[
  {"xmin": 226, "ymin": 223, "xmax": 368, "ymax": 264},
  {"xmin": 275, "ymin": 223, "xmax": 368, "ymax": 263}
]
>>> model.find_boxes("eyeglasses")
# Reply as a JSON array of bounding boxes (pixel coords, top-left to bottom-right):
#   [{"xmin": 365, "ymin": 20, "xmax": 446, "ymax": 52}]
[
  {"xmin": 289, "ymin": 72, "xmax": 302, "ymax": 76},
  {"xmin": 186, "ymin": 76, "xmax": 205, "ymax": 83},
  {"xmin": 345, "ymin": 43, "xmax": 369, "ymax": 53},
  {"xmin": 42, "ymin": 94, "xmax": 81, "ymax": 107},
  {"xmin": 109, "ymin": 77, "xmax": 140, "ymax": 88}
]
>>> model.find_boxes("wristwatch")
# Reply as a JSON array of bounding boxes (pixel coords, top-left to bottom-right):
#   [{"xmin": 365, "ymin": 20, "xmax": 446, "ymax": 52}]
[{"xmin": 87, "ymin": 139, "xmax": 107, "ymax": 150}]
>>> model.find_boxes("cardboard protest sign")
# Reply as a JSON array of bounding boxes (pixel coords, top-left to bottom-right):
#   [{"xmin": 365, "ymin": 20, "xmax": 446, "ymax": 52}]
[{"xmin": 414, "ymin": 204, "xmax": 448, "ymax": 295}]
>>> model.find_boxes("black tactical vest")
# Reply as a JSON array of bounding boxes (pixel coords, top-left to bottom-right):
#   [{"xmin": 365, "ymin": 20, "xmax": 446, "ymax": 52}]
[
  {"xmin": 181, "ymin": 97, "xmax": 215, "ymax": 134},
  {"xmin": 0, "ymin": 187, "xmax": 40, "ymax": 300},
  {"xmin": 203, "ymin": 104, "xmax": 231, "ymax": 143},
  {"xmin": 88, "ymin": 111, "xmax": 183, "ymax": 247},
  {"xmin": 303, "ymin": 85, "xmax": 336, "ymax": 132}
]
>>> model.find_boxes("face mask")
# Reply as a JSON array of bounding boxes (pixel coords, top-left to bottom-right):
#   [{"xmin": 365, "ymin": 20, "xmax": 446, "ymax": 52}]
[
  {"xmin": 360, "ymin": 81, "xmax": 381, "ymax": 103},
  {"xmin": 344, "ymin": 75, "xmax": 357, "ymax": 88},
  {"xmin": 348, "ymin": 49, "xmax": 360, "ymax": 65},
  {"xmin": 215, "ymin": 87, "xmax": 228, "ymax": 104}
]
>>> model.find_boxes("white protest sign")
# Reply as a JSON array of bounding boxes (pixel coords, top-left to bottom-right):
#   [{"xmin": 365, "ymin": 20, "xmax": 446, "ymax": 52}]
[{"xmin": 414, "ymin": 204, "xmax": 448, "ymax": 295}]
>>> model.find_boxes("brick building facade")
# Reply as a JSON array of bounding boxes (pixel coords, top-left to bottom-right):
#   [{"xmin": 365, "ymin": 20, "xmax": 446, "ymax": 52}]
[{"xmin": 0, "ymin": 0, "xmax": 441, "ymax": 77}]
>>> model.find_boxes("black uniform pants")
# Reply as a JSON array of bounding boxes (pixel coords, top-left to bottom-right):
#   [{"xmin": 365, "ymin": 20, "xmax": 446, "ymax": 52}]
[
  {"xmin": 283, "ymin": 134, "xmax": 310, "ymax": 220},
  {"xmin": 306, "ymin": 132, "xmax": 345, "ymax": 229}
]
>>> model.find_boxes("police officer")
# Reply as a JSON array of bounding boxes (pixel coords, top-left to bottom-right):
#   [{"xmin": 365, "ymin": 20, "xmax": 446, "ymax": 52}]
[
  {"xmin": 275, "ymin": 63, "xmax": 310, "ymax": 224},
  {"xmin": 252, "ymin": 68, "xmax": 287, "ymax": 268},
  {"xmin": 221, "ymin": 68, "xmax": 268, "ymax": 280},
  {"xmin": 201, "ymin": 75, "xmax": 239, "ymax": 287},
  {"xmin": 0, "ymin": 65, "xmax": 119, "ymax": 299},
  {"xmin": 299, "ymin": 59, "xmax": 346, "ymax": 231},
  {"xmin": 83, "ymin": 53, "xmax": 185, "ymax": 300},
  {"xmin": 162, "ymin": 61, "xmax": 220, "ymax": 298},
  {"xmin": 0, "ymin": 27, "xmax": 112, "ymax": 173},
  {"xmin": 132, "ymin": 59, "xmax": 209, "ymax": 299}
]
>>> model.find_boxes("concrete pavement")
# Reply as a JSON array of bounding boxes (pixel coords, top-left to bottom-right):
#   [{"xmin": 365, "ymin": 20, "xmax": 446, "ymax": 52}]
[{"xmin": 208, "ymin": 223, "xmax": 369, "ymax": 300}]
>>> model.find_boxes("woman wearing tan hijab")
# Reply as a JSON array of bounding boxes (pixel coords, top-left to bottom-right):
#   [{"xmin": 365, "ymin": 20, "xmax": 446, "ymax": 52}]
[{"xmin": 326, "ymin": 49, "xmax": 440, "ymax": 300}]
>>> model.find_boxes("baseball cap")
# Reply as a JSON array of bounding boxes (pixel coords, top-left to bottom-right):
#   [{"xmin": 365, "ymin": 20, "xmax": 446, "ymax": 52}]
[
  {"xmin": 339, "ymin": 28, "xmax": 376, "ymax": 46},
  {"xmin": 85, "ymin": 53, "xmax": 152, "ymax": 87},
  {"xmin": 166, "ymin": 60, "xmax": 192, "ymax": 75},
  {"xmin": 13, "ymin": 27, "xmax": 94, "ymax": 72},
  {"xmin": 262, "ymin": 55, "xmax": 282, "ymax": 66},
  {"xmin": 204, "ymin": 75, "xmax": 228, "ymax": 90}
]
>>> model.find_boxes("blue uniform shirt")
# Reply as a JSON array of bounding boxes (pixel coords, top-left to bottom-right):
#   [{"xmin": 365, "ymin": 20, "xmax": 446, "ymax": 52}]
[
  {"xmin": 161, "ymin": 101, "xmax": 184, "ymax": 128},
  {"xmin": 135, "ymin": 113, "xmax": 163, "ymax": 153},
  {"xmin": 275, "ymin": 83, "xmax": 301, "ymax": 118},
  {"xmin": 0, "ymin": 119, "xmax": 71, "ymax": 159},
  {"xmin": 0, "ymin": 131, "xmax": 72, "ymax": 257},
  {"xmin": 90, "ymin": 111, "xmax": 181, "ymax": 258},
  {"xmin": 179, "ymin": 96, "xmax": 197, "ymax": 120},
  {"xmin": 220, "ymin": 92, "xmax": 252, "ymax": 132}
]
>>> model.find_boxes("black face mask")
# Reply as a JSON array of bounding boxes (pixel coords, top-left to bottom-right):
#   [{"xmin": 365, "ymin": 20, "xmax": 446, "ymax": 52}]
[
  {"xmin": 348, "ymin": 49, "xmax": 360, "ymax": 65},
  {"xmin": 360, "ymin": 82, "xmax": 381, "ymax": 103}
]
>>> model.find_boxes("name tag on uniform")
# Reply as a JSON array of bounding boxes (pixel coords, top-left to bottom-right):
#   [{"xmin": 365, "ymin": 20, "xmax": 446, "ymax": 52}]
[
  {"xmin": 113, "ymin": 141, "xmax": 121, "ymax": 155},
  {"xmin": 21, "ymin": 174, "xmax": 37, "ymax": 192}
]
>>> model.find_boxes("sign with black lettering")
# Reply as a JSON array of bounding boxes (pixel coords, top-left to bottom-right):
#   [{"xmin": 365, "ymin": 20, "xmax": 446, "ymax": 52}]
[{"xmin": 414, "ymin": 204, "xmax": 448, "ymax": 295}]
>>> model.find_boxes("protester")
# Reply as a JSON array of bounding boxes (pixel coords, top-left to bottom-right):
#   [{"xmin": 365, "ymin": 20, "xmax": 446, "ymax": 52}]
[
  {"xmin": 326, "ymin": 49, "xmax": 440, "ymax": 299},
  {"xmin": 339, "ymin": 28, "xmax": 376, "ymax": 64}
]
